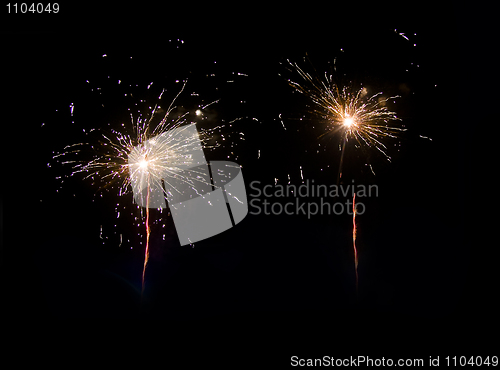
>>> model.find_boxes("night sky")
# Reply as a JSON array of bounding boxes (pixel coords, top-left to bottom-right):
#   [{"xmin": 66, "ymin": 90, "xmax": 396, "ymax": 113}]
[{"xmin": 3, "ymin": 4, "xmax": 496, "ymax": 359}]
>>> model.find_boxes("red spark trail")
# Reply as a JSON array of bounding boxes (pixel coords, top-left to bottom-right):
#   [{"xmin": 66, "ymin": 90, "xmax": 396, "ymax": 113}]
[
  {"xmin": 352, "ymin": 193, "xmax": 358, "ymax": 294},
  {"xmin": 141, "ymin": 173, "xmax": 151, "ymax": 297}
]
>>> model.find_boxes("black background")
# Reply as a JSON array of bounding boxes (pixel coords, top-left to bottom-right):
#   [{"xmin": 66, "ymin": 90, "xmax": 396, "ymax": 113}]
[{"xmin": 2, "ymin": 2, "xmax": 496, "ymax": 362}]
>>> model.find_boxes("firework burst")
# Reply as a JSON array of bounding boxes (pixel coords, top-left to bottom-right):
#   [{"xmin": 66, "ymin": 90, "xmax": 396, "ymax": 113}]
[
  {"xmin": 286, "ymin": 60, "xmax": 405, "ymax": 179},
  {"xmin": 57, "ymin": 83, "xmax": 219, "ymax": 196}
]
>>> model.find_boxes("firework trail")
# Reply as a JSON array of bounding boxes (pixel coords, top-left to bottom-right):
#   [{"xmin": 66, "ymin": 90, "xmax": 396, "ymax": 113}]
[
  {"xmin": 352, "ymin": 193, "xmax": 358, "ymax": 293},
  {"xmin": 142, "ymin": 173, "xmax": 151, "ymax": 297},
  {"xmin": 337, "ymin": 136, "xmax": 347, "ymax": 186}
]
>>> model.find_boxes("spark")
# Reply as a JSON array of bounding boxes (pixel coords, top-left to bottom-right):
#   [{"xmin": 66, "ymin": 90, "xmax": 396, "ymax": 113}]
[{"xmin": 279, "ymin": 113, "xmax": 286, "ymax": 130}]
